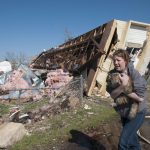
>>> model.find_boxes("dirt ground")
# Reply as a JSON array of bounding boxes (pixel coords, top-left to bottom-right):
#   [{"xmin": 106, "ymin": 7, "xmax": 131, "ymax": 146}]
[
  {"xmin": 57, "ymin": 119, "xmax": 150, "ymax": 150},
  {"xmin": 56, "ymin": 89, "xmax": 150, "ymax": 150},
  {"xmin": 59, "ymin": 119, "xmax": 120, "ymax": 150},
  {"xmin": 1, "ymin": 85, "xmax": 150, "ymax": 150}
]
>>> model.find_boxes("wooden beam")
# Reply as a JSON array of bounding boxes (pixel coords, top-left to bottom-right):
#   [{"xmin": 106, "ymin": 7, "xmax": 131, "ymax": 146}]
[
  {"xmin": 87, "ymin": 20, "xmax": 117, "ymax": 96},
  {"xmin": 72, "ymin": 51, "xmax": 104, "ymax": 74},
  {"xmin": 90, "ymin": 38, "xmax": 105, "ymax": 54}
]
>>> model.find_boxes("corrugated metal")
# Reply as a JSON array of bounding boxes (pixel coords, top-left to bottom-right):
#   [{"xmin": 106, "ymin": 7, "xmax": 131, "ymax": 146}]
[{"xmin": 126, "ymin": 25, "xmax": 147, "ymax": 45}]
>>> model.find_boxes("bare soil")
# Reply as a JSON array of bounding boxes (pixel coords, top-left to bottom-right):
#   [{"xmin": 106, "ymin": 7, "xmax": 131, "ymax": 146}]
[
  {"xmin": 56, "ymin": 89, "xmax": 150, "ymax": 150},
  {"xmin": 57, "ymin": 119, "xmax": 150, "ymax": 150},
  {"xmin": 2, "ymin": 87, "xmax": 150, "ymax": 150}
]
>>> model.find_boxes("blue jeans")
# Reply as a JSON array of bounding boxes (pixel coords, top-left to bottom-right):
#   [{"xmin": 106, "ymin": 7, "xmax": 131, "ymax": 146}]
[{"xmin": 118, "ymin": 109, "xmax": 146, "ymax": 150}]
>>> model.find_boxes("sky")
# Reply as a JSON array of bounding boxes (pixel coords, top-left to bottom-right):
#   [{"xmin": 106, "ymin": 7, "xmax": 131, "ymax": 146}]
[{"xmin": 0, "ymin": 0, "xmax": 150, "ymax": 60}]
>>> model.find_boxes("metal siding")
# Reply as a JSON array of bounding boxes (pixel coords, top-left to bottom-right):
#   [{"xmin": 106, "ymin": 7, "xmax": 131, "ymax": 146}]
[{"xmin": 126, "ymin": 25, "xmax": 147, "ymax": 45}]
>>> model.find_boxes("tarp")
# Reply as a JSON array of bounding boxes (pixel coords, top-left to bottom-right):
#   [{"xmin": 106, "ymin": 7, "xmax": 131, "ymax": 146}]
[{"xmin": 0, "ymin": 61, "xmax": 12, "ymax": 73}]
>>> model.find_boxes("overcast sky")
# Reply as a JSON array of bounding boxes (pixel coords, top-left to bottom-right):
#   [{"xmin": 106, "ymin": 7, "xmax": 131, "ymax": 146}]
[{"xmin": 0, "ymin": 0, "xmax": 150, "ymax": 60}]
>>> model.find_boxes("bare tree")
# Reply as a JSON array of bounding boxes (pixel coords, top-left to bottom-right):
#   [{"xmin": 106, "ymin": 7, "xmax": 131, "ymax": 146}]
[
  {"xmin": 64, "ymin": 28, "xmax": 74, "ymax": 42},
  {"xmin": 5, "ymin": 51, "xmax": 30, "ymax": 69}
]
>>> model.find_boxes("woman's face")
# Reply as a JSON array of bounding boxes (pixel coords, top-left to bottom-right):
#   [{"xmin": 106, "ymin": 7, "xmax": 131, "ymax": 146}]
[{"xmin": 113, "ymin": 56, "xmax": 127, "ymax": 72}]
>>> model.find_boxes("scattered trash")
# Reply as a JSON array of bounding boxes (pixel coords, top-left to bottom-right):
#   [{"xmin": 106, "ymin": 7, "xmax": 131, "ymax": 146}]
[
  {"xmin": 84, "ymin": 104, "xmax": 91, "ymax": 110},
  {"xmin": 9, "ymin": 107, "xmax": 20, "ymax": 122}
]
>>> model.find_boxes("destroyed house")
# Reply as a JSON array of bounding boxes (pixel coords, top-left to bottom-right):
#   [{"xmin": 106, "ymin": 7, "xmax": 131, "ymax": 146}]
[{"xmin": 30, "ymin": 19, "xmax": 150, "ymax": 96}]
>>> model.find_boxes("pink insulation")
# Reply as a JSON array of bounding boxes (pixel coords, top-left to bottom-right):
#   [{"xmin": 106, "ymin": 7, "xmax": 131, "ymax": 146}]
[
  {"xmin": 0, "ymin": 68, "xmax": 73, "ymax": 100},
  {"xmin": 45, "ymin": 69, "xmax": 73, "ymax": 94},
  {"xmin": 2, "ymin": 70, "xmax": 30, "ymax": 91}
]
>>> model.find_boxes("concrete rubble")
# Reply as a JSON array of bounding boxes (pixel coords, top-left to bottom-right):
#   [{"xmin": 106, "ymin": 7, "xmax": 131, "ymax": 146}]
[{"xmin": 0, "ymin": 122, "xmax": 27, "ymax": 148}]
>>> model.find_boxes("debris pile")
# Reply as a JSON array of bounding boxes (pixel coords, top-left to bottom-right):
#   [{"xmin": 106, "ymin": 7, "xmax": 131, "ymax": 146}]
[
  {"xmin": 0, "ymin": 62, "xmax": 82, "ymax": 125},
  {"xmin": 0, "ymin": 63, "xmax": 73, "ymax": 101},
  {"xmin": 45, "ymin": 69, "xmax": 73, "ymax": 96},
  {"xmin": 6, "ymin": 77, "xmax": 81, "ymax": 124}
]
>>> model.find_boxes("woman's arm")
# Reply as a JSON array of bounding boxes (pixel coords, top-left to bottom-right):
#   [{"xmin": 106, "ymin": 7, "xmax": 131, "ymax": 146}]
[
  {"xmin": 110, "ymin": 73, "xmax": 129, "ymax": 99},
  {"xmin": 109, "ymin": 73, "xmax": 128, "ymax": 99},
  {"xmin": 110, "ymin": 85, "xmax": 124, "ymax": 99},
  {"xmin": 125, "ymin": 92, "xmax": 144, "ymax": 102},
  {"xmin": 119, "ymin": 73, "xmax": 144, "ymax": 102},
  {"xmin": 110, "ymin": 82, "xmax": 144, "ymax": 102}
]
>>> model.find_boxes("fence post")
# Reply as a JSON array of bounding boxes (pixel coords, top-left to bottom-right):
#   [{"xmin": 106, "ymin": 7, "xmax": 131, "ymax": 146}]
[
  {"xmin": 18, "ymin": 89, "xmax": 21, "ymax": 107},
  {"xmin": 80, "ymin": 75, "xmax": 83, "ymax": 102}
]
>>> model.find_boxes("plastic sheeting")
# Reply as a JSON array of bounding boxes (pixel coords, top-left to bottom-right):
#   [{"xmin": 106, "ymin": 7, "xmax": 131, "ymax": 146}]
[
  {"xmin": 0, "ymin": 64, "xmax": 44, "ymax": 100},
  {"xmin": 0, "ymin": 61, "xmax": 12, "ymax": 73}
]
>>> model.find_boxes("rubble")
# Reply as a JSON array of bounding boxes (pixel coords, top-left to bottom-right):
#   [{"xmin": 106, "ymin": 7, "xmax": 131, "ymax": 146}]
[
  {"xmin": 0, "ymin": 122, "xmax": 27, "ymax": 148},
  {"xmin": 0, "ymin": 64, "xmax": 73, "ymax": 101}
]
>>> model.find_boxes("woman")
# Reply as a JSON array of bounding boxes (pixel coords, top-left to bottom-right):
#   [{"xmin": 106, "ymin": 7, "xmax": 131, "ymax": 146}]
[{"xmin": 106, "ymin": 49, "xmax": 147, "ymax": 150}]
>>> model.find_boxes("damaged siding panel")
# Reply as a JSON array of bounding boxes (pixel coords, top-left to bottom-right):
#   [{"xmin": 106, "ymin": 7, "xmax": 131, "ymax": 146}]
[
  {"xmin": 126, "ymin": 25, "xmax": 147, "ymax": 45},
  {"xmin": 124, "ymin": 22, "xmax": 150, "ymax": 75},
  {"xmin": 116, "ymin": 21, "xmax": 150, "ymax": 77}
]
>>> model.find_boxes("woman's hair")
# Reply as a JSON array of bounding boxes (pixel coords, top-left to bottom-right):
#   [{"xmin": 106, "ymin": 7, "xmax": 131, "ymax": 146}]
[{"xmin": 112, "ymin": 49, "xmax": 129, "ymax": 64}]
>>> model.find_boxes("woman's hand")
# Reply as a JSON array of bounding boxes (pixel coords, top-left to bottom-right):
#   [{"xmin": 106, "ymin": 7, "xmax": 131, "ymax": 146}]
[
  {"xmin": 127, "ymin": 93, "xmax": 144, "ymax": 102},
  {"xmin": 119, "ymin": 73, "xmax": 129, "ymax": 87},
  {"xmin": 139, "ymin": 97, "xmax": 144, "ymax": 102}
]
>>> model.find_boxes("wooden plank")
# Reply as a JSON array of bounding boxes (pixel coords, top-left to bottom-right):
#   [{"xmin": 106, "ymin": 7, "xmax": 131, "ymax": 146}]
[
  {"xmin": 87, "ymin": 20, "xmax": 117, "ymax": 96},
  {"xmin": 90, "ymin": 37, "xmax": 105, "ymax": 54}
]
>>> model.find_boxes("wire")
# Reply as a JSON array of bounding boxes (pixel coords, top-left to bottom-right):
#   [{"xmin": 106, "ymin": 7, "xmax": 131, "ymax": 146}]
[{"xmin": 137, "ymin": 116, "xmax": 150, "ymax": 145}]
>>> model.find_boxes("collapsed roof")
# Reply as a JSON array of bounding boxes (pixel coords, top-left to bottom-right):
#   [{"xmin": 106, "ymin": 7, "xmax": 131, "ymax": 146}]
[
  {"xmin": 30, "ymin": 20, "xmax": 118, "ymax": 96},
  {"xmin": 30, "ymin": 20, "xmax": 118, "ymax": 73}
]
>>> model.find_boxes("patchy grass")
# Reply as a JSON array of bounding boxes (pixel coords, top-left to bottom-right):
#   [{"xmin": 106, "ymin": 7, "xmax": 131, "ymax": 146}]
[
  {"xmin": 0, "ymin": 103, "xmax": 10, "ymax": 116},
  {"xmin": 0, "ymin": 98, "xmax": 49, "ymax": 116},
  {"xmin": 10, "ymin": 101, "xmax": 117, "ymax": 150},
  {"xmin": 22, "ymin": 98, "xmax": 49, "ymax": 113}
]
